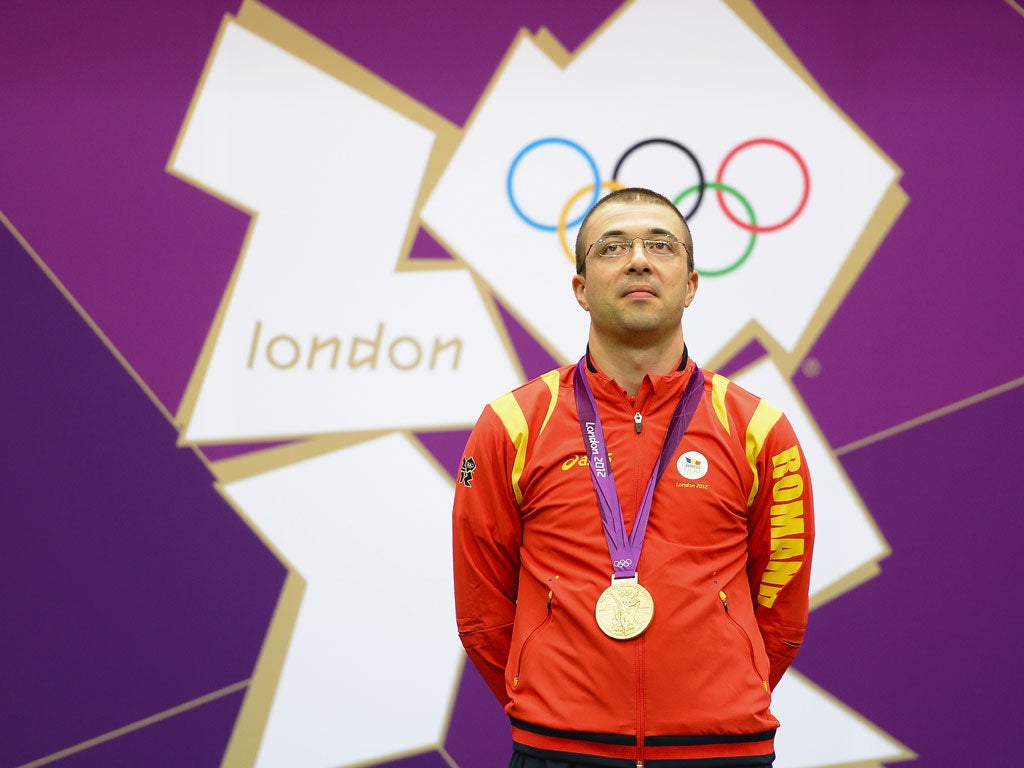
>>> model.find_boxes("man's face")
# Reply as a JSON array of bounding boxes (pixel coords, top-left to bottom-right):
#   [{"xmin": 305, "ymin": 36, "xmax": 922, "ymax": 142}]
[{"xmin": 572, "ymin": 200, "xmax": 698, "ymax": 344}]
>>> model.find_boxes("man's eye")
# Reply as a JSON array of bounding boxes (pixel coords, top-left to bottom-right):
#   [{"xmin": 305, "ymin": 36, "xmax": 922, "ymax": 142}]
[
  {"xmin": 600, "ymin": 243, "xmax": 626, "ymax": 256},
  {"xmin": 649, "ymin": 240, "xmax": 671, "ymax": 252}
]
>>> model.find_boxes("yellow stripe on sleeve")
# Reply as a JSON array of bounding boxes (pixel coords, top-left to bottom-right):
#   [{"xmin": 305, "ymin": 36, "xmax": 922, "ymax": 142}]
[
  {"xmin": 539, "ymin": 369, "xmax": 561, "ymax": 435},
  {"xmin": 710, "ymin": 373, "xmax": 731, "ymax": 434},
  {"xmin": 745, "ymin": 399, "xmax": 783, "ymax": 507},
  {"xmin": 490, "ymin": 392, "xmax": 529, "ymax": 506}
]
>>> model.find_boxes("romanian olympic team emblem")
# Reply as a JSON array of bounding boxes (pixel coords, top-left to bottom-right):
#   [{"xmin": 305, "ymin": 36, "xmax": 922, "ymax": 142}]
[
  {"xmin": 677, "ymin": 450, "xmax": 709, "ymax": 480},
  {"xmin": 506, "ymin": 137, "xmax": 810, "ymax": 275}
]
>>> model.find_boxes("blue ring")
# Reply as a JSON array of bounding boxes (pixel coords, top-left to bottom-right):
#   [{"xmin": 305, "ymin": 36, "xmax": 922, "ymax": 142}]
[{"xmin": 507, "ymin": 138, "xmax": 601, "ymax": 231}]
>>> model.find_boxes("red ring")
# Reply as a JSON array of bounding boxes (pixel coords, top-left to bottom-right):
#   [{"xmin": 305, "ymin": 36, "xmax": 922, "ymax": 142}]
[{"xmin": 714, "ymin": 138, "xmax": 810, "ymax": 233}]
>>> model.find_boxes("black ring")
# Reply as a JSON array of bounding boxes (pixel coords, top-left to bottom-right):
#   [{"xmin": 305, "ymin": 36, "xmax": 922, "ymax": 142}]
[{"xmin": 611, "ymin": 138, "xmax": 706, "ymax": 220}]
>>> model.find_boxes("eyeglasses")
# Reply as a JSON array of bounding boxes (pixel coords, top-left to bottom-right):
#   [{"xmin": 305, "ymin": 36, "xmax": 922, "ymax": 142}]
[{"xmin": 585, "ymin": 234, "xmax": 691, "ymax": 261}]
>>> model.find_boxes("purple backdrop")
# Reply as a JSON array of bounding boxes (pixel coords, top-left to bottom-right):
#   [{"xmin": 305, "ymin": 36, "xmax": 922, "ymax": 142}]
[{"xmin": 2, "ymin": 1, "xmax": 1022, "ymax": 766}]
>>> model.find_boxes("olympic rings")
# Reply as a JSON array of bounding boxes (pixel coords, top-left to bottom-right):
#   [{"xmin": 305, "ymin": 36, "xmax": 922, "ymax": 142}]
[
  {"xmin": 507, "ymin": 137, "xmax": 601, "ymax": 232},
  {"xmin": 612, "ymin": 138, "xmax": 705, "ymax": 220},
  {"xmin": 613, "ymin": 559, "xmax": 633, "ymax": 569},
  {"xmin": 673, "ymin": 182, "xmax": 757, "ymax": 277},
  {"xmin": 507, "ymin": 136, "xmax": 809, "ymax": 275},
  {"xmin": 715, "ymin": 138, "xmax": 810, "ymax": 233},
  {"xmin": 558, "ymin": 180, "xmax": 626, "ymax": 264}
]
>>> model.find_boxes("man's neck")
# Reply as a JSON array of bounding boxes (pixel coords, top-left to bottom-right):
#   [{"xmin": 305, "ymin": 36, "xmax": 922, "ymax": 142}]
[{"xmin": 587, "ymin": 333, "xmax": 685, "ymax": 397}]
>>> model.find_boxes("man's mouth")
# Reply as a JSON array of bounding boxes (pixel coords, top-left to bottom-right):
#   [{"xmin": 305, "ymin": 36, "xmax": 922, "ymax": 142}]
[{"xmin": 623, "ymin": 284, "xmax": 658, "ymax": 298}]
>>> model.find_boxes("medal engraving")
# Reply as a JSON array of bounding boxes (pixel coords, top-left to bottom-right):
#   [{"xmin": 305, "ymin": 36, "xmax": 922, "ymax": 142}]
[{"xmin": 595, "ymin": 575, "xmax": 654, "ymax": 640}]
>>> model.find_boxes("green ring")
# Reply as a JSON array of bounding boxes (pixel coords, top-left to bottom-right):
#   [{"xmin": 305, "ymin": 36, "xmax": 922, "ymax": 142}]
[{"xmin": 673, "ymin": 182, "xmax": 757, "ymax": 277}]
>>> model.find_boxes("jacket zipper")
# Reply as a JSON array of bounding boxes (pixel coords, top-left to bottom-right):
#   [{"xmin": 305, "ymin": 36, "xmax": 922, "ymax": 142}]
[
  {"xmin": 632, "ymin": 399, "xmax": 645, "ymax": 765},
  {"xmin": 635, "ymin": 636, "xmax": 645, "ymax": 768}
]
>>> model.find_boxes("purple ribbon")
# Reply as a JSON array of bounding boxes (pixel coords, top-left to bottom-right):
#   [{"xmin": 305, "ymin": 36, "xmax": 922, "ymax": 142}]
[{"xmin": 574, "ymin": 356, "xmax": 705, "ymax": 579}]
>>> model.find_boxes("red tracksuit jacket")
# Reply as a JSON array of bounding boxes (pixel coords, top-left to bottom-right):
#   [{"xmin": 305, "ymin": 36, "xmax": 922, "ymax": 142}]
[{"xmin": 453, "ymin": 354, "xmax": 814, "ymax": 766}]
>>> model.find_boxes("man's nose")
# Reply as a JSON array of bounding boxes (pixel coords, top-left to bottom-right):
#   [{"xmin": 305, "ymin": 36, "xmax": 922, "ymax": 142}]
[{"xmin": 627, "ymin": 238, "xmax": 652, "ymax": 269}]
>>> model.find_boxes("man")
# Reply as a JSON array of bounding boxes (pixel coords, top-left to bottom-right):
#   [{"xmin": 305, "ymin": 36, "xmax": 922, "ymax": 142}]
[{"xmin": 452, "ymin": 187, "xmax": 814, "ymax": 767}]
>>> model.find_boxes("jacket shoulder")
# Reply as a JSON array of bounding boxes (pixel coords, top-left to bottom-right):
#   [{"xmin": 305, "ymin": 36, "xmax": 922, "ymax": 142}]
[
  {"xmin": 702, "ymin": 369, "xmax": 790, "ymax": 451},
  {"xmin": 489, "ymin": 364, "xmax": 572, "ymax": 418}
]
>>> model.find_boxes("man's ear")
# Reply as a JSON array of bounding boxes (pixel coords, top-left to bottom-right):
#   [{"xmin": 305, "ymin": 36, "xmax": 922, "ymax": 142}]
[
  {"xmin": 684, "ymin": 270, "xmax": 699, "ymax": 308},
  {"xmin": 572, "ymin": 273, "xmax": 590, "ymax": 311}
]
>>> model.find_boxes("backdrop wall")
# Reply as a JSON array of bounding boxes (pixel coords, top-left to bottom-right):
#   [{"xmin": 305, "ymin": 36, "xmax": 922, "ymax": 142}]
[{"xmin": 3, "ymin": 2, "xmax": 1022, "ymax": 767}]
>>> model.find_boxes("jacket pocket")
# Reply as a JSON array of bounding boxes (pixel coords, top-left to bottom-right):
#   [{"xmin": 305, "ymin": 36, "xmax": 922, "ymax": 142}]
[
  {"xmin": 718, "ymin": 589, "xmax": 770, "ymax": 691},
  {"xmin": 510, "ymin": 589, "xmax": 553, "ymax": 690}
]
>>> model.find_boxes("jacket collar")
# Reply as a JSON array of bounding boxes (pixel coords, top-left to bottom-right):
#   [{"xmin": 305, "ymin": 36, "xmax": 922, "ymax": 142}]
[{"xmin": 583, "ymin": 344, "xmax": 695, "ymax": 403}]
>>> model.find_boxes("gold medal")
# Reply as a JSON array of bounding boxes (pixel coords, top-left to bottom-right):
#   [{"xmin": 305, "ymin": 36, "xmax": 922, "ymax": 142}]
[{"xmin": 595, "ymin": 575, "xmax": 654, "ymax": 640}]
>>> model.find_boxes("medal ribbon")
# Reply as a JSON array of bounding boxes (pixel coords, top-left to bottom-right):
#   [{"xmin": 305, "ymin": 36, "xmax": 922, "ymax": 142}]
[{"xmin": 574, "ymin": 356, "xmax": 705, "ymax": 580}]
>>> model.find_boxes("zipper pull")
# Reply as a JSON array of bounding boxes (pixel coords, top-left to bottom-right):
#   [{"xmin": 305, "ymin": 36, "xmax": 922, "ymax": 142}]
[
  {"xmin": 634, "ymin": 412, "xmax": 642, "ymax": 434},
  {"xmin": 719, "ymin": 590, "xmax": 729, "ymax": 612}
]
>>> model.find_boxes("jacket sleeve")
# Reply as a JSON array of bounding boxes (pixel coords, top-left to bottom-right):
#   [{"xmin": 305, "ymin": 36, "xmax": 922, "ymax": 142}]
[
  {"xmin": 746, "ymin": 411, "xmax": 815, "ymax": 690},
  {"xmin": 452, "ymin": 404, "xmax": 523, "ymax": 708}
]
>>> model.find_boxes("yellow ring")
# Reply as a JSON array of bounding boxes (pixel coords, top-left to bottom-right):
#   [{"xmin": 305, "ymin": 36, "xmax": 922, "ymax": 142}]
[{"xmin": 558, "ymin": 180, "xmax": 625, "ymax": 264}]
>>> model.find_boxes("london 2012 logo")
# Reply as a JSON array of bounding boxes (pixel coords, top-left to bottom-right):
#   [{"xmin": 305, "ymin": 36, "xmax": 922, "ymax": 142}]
[{"xmin": 171, "ymin": 1, "xmax": 911, "ymax": 767}]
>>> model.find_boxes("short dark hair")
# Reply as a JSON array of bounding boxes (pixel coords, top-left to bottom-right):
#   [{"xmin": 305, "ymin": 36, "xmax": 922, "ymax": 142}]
[{"xmin": 573, "ymin": 187, "xmax": 693, "ymax": 275}]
